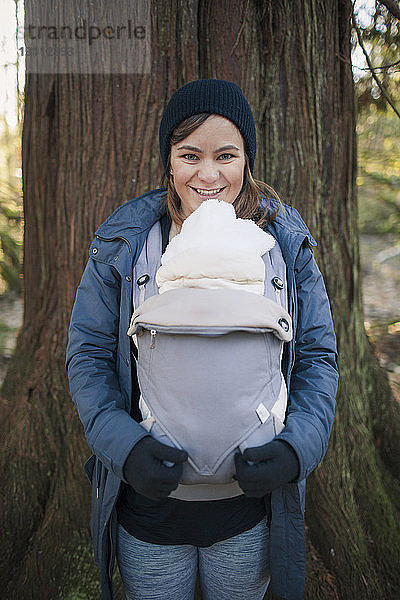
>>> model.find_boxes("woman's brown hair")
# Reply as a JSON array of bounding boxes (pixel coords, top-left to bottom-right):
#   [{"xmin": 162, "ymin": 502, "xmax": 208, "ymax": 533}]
[{"xmin": 161, "ymin": 113, "xmax": 282, "ymax": 228}]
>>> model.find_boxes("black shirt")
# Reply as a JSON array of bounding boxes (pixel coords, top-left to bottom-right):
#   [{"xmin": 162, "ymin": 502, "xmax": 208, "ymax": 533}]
[
  {"xmin": 117, "ymin": 485, "xmax": 267, "ymax": 547},
  {"xmin": 116, "ymin": 213, "xmax": 268, "ymax": 546}
]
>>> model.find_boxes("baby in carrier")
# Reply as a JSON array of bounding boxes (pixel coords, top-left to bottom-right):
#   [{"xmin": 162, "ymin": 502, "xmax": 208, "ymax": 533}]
[
  {"xmin": 127, "ymin": 199, "xmax": 292, "ymax": 500},
  {"xmin": 156, "ymin": 198, "xmax": 275, "ymax": 295}
]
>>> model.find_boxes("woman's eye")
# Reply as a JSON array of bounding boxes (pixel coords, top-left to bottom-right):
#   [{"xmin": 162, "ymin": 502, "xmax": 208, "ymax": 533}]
[{"xmin": 180, "ymin": 153, "xmax": 235, "ymax": 161}]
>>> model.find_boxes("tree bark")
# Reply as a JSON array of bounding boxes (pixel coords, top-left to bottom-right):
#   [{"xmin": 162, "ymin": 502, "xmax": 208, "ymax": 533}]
[{"xmin": 0, "ymin": 1, "xmax": 398, "ymax": 598}]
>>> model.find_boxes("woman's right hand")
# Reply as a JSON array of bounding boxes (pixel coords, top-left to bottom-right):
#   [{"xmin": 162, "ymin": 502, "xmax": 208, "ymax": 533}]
[{"xmin": 123, "ymin": 436, "xmax": 188, "ymax": 500}]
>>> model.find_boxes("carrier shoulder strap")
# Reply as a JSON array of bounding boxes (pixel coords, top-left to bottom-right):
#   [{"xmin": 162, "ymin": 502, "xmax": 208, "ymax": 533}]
[
  {"xmin": 133, "ymin": 221, "xmax": 163, "ymax": 309},
  {"xmin": 264, "ymin": 239, "xmax": 288, "ymax": 310}
]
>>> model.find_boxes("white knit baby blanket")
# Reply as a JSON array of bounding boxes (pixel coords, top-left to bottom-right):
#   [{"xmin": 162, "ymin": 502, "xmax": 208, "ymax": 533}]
[{"xmin": 156, "ymin": 199, "xmax": 275, "ymax": 295}]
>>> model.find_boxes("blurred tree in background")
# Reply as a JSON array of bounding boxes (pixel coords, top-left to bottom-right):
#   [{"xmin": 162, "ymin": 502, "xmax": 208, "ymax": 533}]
[
  {"xmin": 353, "ymin": 3, "xmax": 399, "ymax": 402},
  {"xmin": 353, "ymin": 0, "xmax": 400, "ymax": 235},
  {"xmin": 357, "ymin": 109, "xmax": 400, "ymax": 235}
]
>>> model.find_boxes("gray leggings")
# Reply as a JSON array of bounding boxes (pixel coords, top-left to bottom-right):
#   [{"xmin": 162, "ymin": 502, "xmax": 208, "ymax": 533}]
[{"xmin": 116, "ymin": 517, "xmax": 270, "ymax": 600}]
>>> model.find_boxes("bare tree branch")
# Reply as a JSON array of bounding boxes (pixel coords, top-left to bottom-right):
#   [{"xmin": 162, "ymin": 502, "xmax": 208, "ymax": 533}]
[
  {"xmin": 359, "ymin": 61, "xmax": 400, "ymax": 71},
  {"xmin": 351, "ymin": 11, "xmax": 400, "ymax": 119},
  {"xmin": 339, "ymin": 50, "xmax": 400, "ymax": 70}
]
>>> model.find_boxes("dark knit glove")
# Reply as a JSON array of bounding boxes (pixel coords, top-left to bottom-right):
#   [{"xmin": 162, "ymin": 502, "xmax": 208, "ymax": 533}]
[
  {"xmin": 124, "ymin": 436, "xmax": 188, "ymax": 500},
  {"xmin": 234, "ymin": 440, "xmax": 300, "ymax": 498}
]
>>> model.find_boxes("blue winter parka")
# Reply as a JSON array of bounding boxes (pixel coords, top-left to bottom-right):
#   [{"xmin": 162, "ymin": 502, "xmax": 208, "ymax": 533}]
[{"xmin": 66, "ymin": 188, "xmax": 339, "ymax": 600}]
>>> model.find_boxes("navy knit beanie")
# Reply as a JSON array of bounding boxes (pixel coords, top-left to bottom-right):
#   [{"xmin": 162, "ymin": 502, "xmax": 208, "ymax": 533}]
[{"xmin": 159, "ymin": 79, "xmax": 257, "ymax": 174}]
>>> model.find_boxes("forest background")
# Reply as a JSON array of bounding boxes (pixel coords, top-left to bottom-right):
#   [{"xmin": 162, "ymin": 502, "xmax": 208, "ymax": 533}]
[
  {"xmin": 0, "ymin": 0, "xmax": 399, "ymax": 599},
  {"xmin": 2, "ymin": 0, "xmax": 398, "ymax": 427}
]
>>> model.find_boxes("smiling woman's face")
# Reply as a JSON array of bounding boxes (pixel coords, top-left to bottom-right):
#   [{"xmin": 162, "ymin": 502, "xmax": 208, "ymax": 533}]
[{"xmin": 169, "ymin": 115, "xmax": 246, "ymax": 220}]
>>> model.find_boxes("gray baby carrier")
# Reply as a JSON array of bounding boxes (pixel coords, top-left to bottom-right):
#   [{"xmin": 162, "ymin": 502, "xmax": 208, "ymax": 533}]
[{"xmin": 127, "ymin": 222, "xmax": 292, "ymax": 501}]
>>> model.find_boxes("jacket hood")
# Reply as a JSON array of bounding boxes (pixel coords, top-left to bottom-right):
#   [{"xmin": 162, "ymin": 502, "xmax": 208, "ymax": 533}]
[
  {"xmin": 264, "ymin": 198, "xmax": 317, "ymax": 264},
  {"xmin": 267, "ymin": 200, "xmax": 316, "ymax": 243},
  {"xmin": 95, "ymin": 188, "xmax": 168, "ymax": 243}
]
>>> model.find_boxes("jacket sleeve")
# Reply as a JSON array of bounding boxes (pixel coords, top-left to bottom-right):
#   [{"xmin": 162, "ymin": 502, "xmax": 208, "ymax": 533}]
[
  {"xmin": 276, "ymin": 243, "xmax": 339, "ymax": 481},
  {"xmin": 66, "ymin": 258, "xmax": 149, "ymax": 481}
]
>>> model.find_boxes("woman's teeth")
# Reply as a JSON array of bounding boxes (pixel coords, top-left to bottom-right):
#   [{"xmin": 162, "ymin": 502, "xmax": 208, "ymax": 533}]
[{"xmin": 193, "ymin": 187, "xmax": 224, "ymax": 196}]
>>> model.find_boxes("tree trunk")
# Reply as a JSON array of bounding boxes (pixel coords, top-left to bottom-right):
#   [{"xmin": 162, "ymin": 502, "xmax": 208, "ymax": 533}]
[{"xmin": 0, "ymin": 1, "xmax": 398, "ymax": 598}]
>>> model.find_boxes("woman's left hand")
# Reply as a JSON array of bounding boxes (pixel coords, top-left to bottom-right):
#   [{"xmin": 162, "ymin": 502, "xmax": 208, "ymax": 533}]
[{"xmin": 234, "ymin": 440, "xmax": 300, "ymax": 497}]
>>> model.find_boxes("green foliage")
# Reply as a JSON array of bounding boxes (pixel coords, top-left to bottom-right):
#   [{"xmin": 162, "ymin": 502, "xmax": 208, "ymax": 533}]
[
  {"xmin": 56, "ymin": 531, "xmax": 125, "ymax": 600},
  {"xmin": 55, "ymin": 533, "xmax": 100, "ymax": 600},
  {"xmin": 357, "ymin": 106, "xmax": 400, "ymax": 234},
  {"xmin": 0, "ymin": 117, "xmax": 23, "ymax": 294}
]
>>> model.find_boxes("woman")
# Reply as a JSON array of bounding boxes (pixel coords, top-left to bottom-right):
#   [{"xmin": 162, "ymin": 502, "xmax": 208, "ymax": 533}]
[{"xmin": 66, "ymin": 79, "xmax": 339, "ymax": 600}]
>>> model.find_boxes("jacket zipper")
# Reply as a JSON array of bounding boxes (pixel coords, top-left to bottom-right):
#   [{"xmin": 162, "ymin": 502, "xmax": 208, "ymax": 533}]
[
  {"xmin": 149, "ymin": 329, "xmax": 157, "ymax": 348},
  {"xmin": 108, "ymin": 518, "xmax": 114, "ymax": 581},
  {"xmin": 95, "ymin": 457, "xmax": 100, "ymax": 500},
  {"xmin": 288, "ymin": 288, "xmax": 296, "ymax": 381},
  {"xmin": 94, "ymin": 232, "xmax": 132, "ymax": 587},
  {"xmin": 287, "ymin": 235, "xmax": 307, "ymax": 382}
]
